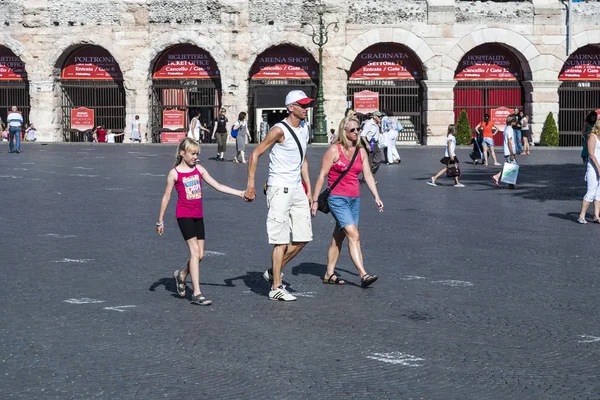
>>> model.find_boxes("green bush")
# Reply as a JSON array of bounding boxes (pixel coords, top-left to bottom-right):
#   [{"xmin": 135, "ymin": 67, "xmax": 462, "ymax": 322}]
[
  {"xmin": 539, "ymin": 112, "xmax": 559, "ymax": 147},
  {"xmin": 455, "ymin": 110, "xmax": 472, "ymax": 145}
]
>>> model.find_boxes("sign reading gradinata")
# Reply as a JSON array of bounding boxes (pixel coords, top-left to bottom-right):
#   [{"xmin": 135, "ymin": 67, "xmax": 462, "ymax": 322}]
[
  {"xmin": 455, "ymin": 44, "xmax": 521, "ymax": 81},
  {"xmin": 0, "ymin": 47, "xmax": 27, "ymax": 81},
  {"xmin": 70, "ymin": 107, "xmax": 94, "ymax": 131},
  {"xmin": 250, "ymin": 46, "xmax": 318, "ymax": 80},
  {"xmin": 153, "ymin": 44, "xmax": 220, "ymax": 79},
  {"xmin": 559, "ymin": 45, "xmax": 600, "ymax": 81},
  {"xmin": 62, "ymin": 45, "xmax": 122, "ymax": 80},
  {"xmin": 349, "ymin": 43, "xmax": 423, "ymax": 80}
]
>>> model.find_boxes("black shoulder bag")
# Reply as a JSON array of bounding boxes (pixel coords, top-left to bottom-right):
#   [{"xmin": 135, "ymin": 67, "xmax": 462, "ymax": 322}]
[
  {"xmin": 317, "ymin": 147, "xmax": 359, "ymax": 214},
  {"xmin": 263, "ymin": 121, "xmax": 305, "ymax": 195}
]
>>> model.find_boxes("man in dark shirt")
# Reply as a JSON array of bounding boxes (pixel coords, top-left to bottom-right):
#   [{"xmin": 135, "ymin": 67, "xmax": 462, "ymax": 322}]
[{"xmin": 211, "ymin": 108, "xmax": 228, "ymax": 161}]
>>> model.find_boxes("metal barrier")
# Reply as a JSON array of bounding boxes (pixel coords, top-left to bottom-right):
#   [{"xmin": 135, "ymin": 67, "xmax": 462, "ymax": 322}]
[
  {"xmin": 0, "ymin": 80, "xmax": 30, "ymax": 128},
  {"xmin": 558, "ymin": 81, "xmax": 600, "ymax": 147}
]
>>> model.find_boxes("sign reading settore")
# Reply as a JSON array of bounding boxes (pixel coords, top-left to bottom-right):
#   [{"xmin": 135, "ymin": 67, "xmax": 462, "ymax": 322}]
[
  {"xmin": 354, "ymin": 90, "xmax": 380, "ymax": 113},
  {"xmin": 491, "ymin": 107, "xmax": 512, "ymax": 131},
  {"xmin": 455, "ymin": 45, "xmax": 521, "ymax": 81},
  {"xmin": 0, "ymin": 47, "xmax": 27, "ymax": 81},
  {"xmin": 349, "ymin": 43, "xmax": 422, "ymax": 80},
  {"xmin": 70, "ymin": 107, "xmax": 95, "ymax": 131},
  {"xmin": 161, "ymin": 131, "xmax": 187, "ymax": 144},
  {"xmin": 250, "ymin": 46, "xmax": 318, "ymax": 80},
  {"xmin": 153, "ymin": 44, "xmax": 219, "ymax": 79},
  {"xmin": 559, "ymin": 45, "xmax": 600, "ymax": 81},
  {"xmin": 62, "ymin": 45, "xmax": 122, "ymax": 80},
  {"xmin": 162, "ymin": 109, "xmax": 185, "ymax": 130}
]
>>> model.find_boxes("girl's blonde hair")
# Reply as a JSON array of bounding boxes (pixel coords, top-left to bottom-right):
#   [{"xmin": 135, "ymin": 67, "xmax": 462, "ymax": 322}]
[
  {"xmin": 174, "ymin": 137, "xmax": 200, "ymax": 167},
  {"xmin": 591, "ymin": 119, "xmax": 600, "ymax": 136},
  {"xmin": 336, "ymin": 116, "xmax": 363, "ymax": 149}
]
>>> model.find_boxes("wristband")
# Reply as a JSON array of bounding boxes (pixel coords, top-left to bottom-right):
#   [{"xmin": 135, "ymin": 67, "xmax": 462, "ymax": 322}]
[{"xmin": 156, "ymin": 221, "xmax": 163, "ymax": 226}]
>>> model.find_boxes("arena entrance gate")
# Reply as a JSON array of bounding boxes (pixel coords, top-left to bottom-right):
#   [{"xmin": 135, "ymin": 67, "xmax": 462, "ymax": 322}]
[{"xmin": 0, "ymin": 47, "xmax": 30, "ymax": 133}]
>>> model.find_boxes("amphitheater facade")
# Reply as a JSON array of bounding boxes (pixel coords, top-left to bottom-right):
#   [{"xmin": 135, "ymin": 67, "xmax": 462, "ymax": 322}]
[{"xmin": 1, "ymin": 0, "xmax": 599, "ymax": 145}]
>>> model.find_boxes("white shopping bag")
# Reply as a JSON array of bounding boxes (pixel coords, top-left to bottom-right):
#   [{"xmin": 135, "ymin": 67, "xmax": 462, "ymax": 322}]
[{"xmin": 500, "ymin": 162, "xmax": 519, "ymax": 185}]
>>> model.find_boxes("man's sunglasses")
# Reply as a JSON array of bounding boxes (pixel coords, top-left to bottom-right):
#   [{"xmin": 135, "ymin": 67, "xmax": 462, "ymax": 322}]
[{"xmin": 292, "ymin": 103, "xmax": 311, "ymax": 109}]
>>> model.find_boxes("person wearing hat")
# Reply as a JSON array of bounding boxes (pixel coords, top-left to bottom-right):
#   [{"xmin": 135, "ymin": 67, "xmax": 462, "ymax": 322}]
[
  {"xmin": 244, "ymin": 90, "xmax": 314, "ymax": 301},
  {"xmin": 360, "ymin": 110, "xmax": 384, "ymax": 177}
]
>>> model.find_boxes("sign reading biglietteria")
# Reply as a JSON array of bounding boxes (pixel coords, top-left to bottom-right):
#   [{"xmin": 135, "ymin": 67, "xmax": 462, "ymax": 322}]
[
  {"xmin": 0, "ymin": 47, "xmax": 27, "ymax": 81},
  {"xmin": 559, "ymin": 45, "xmax": 600, "ymax": 81},
  {"xmin": 455, "ymin": 44, "xmax": 521, "ymax": 81},
  {"xmin": 153, "ymin": 44, "xmax": 220, "ymax": 79},
  {"xmin": 62, "ymin": 45, "xmax": 122, "ymax": 80},
  {"xmin": 250, "ymin": 46, "xmax": 318, "ymax": 80},
  {"xmin": 349, "ymin": 43, "xmax": 423, "ymax": 80}
]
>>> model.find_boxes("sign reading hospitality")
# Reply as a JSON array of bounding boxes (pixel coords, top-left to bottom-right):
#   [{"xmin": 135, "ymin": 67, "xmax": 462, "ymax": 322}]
[
  {"xmin": 455, "ymin": 45, "xmax": 521, "ymax": 81},
  {"xmin": 353, "ymin": 90, "xmax": 380, "ymax": 113},
  {"xmin": 491, "ymin": 107, "xmax": 512, "ymax": 131},
  {"xmin": 162, "ymin": 109, "xmax": 186, "ymax": 130},
  {"xmin": 153, "ymin": 44, "xmax": 219, "ymax": 79},
  {"xmin": 161, "ymin": 131, "xmax": 187, "ymax": 144},
  {"xmin": 62, "ymin": 45, "xmax": 122, "ymax": 80},
  {"xmin": 349, "ymin": 43, "xmax": 423, "ymax": 80},
  {"xmin": 0, "ymin": 47, "xmax": 27, "ymax": 81},
  {"xmin": 559, "ymin": 45, "xmax": 600, "ymax": 80},
  {"xmin": 70, "ymin": 107, "xmax": 95, "ymax": 131},
  {"xmin": 250, "ymin": 46, "xmax": 318, "ymax": 80}
]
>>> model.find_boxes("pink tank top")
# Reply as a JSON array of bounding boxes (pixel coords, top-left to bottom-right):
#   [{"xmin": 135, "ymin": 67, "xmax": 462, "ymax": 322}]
[
  {"xmin": 328, "ymin": 145, "xmax": 363, "ymax": 197},
  {"xmin": 175, "ymin": 168, "xmax": 203, "ymax": 219}
]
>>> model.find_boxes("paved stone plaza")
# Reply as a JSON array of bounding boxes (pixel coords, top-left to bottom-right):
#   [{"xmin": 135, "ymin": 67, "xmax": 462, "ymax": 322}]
[{"xmin": 1, "ymin": 143, "xmax": 599, "ymax": 399}]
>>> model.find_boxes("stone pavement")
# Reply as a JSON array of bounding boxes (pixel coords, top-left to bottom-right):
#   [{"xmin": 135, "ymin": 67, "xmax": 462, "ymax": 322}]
[{"xmin": 0, "ymin": 143, "xmax": 598, "ymax": 400}]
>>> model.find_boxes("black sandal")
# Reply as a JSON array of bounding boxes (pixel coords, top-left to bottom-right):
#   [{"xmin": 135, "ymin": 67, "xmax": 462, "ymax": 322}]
[
  {"xmin": 361, "ymin": 274, "xmax": 378, "ymax": 288},
  {"xmin": 322, "ymin": 274, "xmax": 345, "ymax": 285},
  {"xmin": 173, "ymin": 270, "xmax": 186, "ymax": 297},
  {"xmin": 191, "ymin": 294, "xmax": 212, "ymax": 306}
]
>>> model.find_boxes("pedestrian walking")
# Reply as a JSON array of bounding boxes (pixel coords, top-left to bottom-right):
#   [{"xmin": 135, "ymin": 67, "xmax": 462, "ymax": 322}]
[
  {"xmin": 427, "ymin": 124, "xmax": 464, "ymax": 187},
  {"xmin": 581, "ymin": 111, "xmax": 596, "ymax": 164},
  {"xmin": 188, "ymin": 111, "xmax": 202, "ymax": 142},
  {"xmin": 156, "ymin": 137, "xmax": 248, "ymax": 306},
  {"xmin": 384, "ymin": 118, "xmax": 401, "ymax": 164},
  {"xmin": 577, "ymin": 120, "xmax": 600, "ymax": 224},
  {"xmin": 311, "ymin": 115, "xmax": 383, "ymax": 287},
  {"xmin": 7, "ymin": 105, "xmax": 23, "ymax": 153},
  {"xmin": 212, "ymin": 108, "xmax": 228, "ymax": 161},
  {"xmin": 360, "ymin": 110, "xmax": 383, "ymax": 177},
  {"xmin": 492, "ymin": 115, "xmax": 518, "ymax": 188},
  {"xmin": 259, "ymin": 114, "xmax": 269, "ymax": 143},
  {"xmin": 519, "ymin": 110, "xmax": 531, "ymax": 155},
  {"xmin": 244, "ymin": 90, "xmax": 314, "ymax": 302},
  {"xmin": 131, "ymin": 115, "xmax": 142, "ymax": 143},
  {"xmin": 513, "ymin": 107, "xmax": 523, "ymax": 155},
  {"xmin": 474, "ymin": 114, "xmax": 501, "ymax": 166},
  {"xmin": 233, "ymin": 112, "xmax": 250, "ymax": 164}
]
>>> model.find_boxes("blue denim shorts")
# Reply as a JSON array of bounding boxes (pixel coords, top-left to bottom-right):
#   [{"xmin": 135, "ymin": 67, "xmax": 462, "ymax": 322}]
[{"xmin": 328, "ymin": 194, "xmax": 360, "ymax": 230}]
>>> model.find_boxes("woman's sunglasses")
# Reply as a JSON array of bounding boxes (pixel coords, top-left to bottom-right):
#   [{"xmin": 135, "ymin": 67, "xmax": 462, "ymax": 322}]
[{"xmin": 345, "ymin": 127, "xmax": 359, "ymax": 133}]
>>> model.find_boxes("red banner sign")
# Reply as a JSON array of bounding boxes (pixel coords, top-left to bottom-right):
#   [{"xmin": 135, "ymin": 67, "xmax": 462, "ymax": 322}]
[
  {"xmin": 153, "ymin": 44, "xmax": 219, "ymax": 79},
  {"xmin": 455, "ymin": 44, "xmax": 521, "ymax": 81},
  {"xmin": 354, "ymin": 90, "xmax": 380, "ymax": 113},
  {"xmin": 491, "ymin": 107, "xmax": 512, "ymax": 131},
  {"xmin": 349, "ymin": 43, "xmax": 422, "ymax": 80},
  {"xmin": 62, "ymin": 45, "xmax": 122, "ymax": 80},
  {"xmin": 70, "ymin": 107, "xmax": 95, "ymax": 131},
  {"xmin": 161, "ymin": 131, "xmax": 187, "ymax": 144},
  {"xmin": 0, "ymin": 47, "xmax": 26, "ymax": 81},
  {"xmin": 162, "ymin": 109, "xmax": 185, "ymax": 130},
  {"xmin": 559, "ymin": 45, "xmax": 600, "ymax": 81},
  {"xmin": 250, "ymin": 46, "xmax": 318, "ymax": 80}
]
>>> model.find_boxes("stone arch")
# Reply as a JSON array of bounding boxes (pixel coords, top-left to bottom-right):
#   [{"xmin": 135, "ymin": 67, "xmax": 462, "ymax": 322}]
[
  {"xmin": 49, "ymin": 38, "xmax": 126, "ymax": 81},
  {"xmin": 339, "ymin": 28, "xmax": 435, "ymax": 75},
  {"xmin": 246, "ymin": 40, "xmax": 319, "ymax": 78},
  {"xmin": 0, "ymin": 38, "xmax": 33, "ymax": 79}
]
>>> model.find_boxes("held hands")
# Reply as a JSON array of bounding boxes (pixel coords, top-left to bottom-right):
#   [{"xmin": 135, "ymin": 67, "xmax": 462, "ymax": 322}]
[
  {"xmin": 241, "ymin": 190, "xmax": 253, "ymax": 202},
  {"xmin": 244, "ymin": 186, "xmax": 256, "ymax": 201},
  {"xmin": 310, "ymin": 199, "xmax": 318, "ymax": 217}
]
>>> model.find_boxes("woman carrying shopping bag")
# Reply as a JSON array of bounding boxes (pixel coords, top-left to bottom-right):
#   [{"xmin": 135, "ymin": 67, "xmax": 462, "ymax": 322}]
[{"xmin": 426, "ymin": 125, "xmax": 464, "ymax": 188}]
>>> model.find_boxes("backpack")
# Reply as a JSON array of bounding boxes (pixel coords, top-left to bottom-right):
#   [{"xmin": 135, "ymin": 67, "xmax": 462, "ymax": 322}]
[{"xmin": 231, "ymin": 121, "xmax": 239, "ymax": 138}]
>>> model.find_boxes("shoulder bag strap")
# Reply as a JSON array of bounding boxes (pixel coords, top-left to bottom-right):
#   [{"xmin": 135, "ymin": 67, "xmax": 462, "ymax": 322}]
[
  {"xmin": 280, "ymin": 120, "xmax": 304, "ymax": 166},
  {"xmin": 329, "ymin": 147, "xmax": 360, "ymax": 192}
]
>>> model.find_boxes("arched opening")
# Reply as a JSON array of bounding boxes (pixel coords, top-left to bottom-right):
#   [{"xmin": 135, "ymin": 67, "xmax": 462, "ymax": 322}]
[
  {"xmin": 0, "ymin": 46, "xmax": 30, "ymax": 139},
  {"xmin": 150, "ymin": 44, "xmax": 222, "ymax": 143},
  {"xmin": 248, "ymin": 45, "xmax": 318, "ymax": 143},
  {"xmin": 558, "ymin": 45, "xmax": 600, "ymax": 146},
  {"xmin": 59, "ymin": 45, "xmax": 126, "ymax": 142},
  {"xmin": 454, "ymin": 43, "xmax": 525, "ymax": 147},
  {"xmin": 347, "ymin": 43, "xmax": 425, "ymax": 144}
]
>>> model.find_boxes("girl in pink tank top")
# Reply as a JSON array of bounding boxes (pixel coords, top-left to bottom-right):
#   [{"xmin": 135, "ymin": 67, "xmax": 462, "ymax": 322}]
[{"xmin": 157, "ymin": 138, "xmax": 247, "ymax": 306}]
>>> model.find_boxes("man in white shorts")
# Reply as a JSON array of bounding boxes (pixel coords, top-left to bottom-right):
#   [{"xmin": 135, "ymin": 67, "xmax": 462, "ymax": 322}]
[{"xmin": 245, "ymin": 90, "xmax": 314, "ymax": 301}]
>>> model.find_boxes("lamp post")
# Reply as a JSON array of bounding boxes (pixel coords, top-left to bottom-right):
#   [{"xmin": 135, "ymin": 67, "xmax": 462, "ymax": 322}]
[{"xmin": 307, "ymin": 3, "xmax": 338, "ymax": 143}]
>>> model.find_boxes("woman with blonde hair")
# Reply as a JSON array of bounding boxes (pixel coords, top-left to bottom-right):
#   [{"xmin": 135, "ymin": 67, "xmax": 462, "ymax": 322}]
[
  {"xmin": 578, "ymin": 120, "xmax": 600, "ymax": 223},
  {"xmin": 311, "ymin": 115, "xmax": 384, "ymax": 287}
]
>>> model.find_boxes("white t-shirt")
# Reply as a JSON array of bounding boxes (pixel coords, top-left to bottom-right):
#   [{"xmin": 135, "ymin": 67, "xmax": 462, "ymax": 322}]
[
  {"xmin": 444, "ymin": 134, "xmax": 456, "ymax": 157},
  {"xmin": 360, "ymin": 118, "xmax": 380, "ymax": 142},
  {"xmin": 107, "ymin": 133, "xmax": 116, "ymax": 143},
  {"xmin": 7, "ymin": 112, "xmax": 23, "ymax": 128},
  {"xmin": 521, "ymin": 117, "xmax": 529, "ymax": 131},
  {"xmin": 268, "ymin": 120, "xmax": 309, "ymax": 187},
  {"xmin": 503, "ymin": 126, "xmax": 516, "ymax": 156}
]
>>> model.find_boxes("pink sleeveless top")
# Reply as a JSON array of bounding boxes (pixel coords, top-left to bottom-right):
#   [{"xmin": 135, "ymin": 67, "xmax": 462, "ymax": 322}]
[
  {"xmin": 175, "ymin": 168, "xmax": 203, "ymax": 219},
  {"xmin": 328, "ymin": 145, "xmax": 363, "ymax": 197}
]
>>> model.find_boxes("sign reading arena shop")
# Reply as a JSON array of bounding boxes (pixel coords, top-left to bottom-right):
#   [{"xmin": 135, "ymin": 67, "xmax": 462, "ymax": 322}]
[
  {"xmin": 559, "ymin": 45, "xmax": 600, "ymax": 81},
  {"xmin": 250, "ymin": 46, "xmax": 318, "ymax": 80},
  {"xmin": 455, "ymin": 45, "xmax": 522, "ymax": 81},
  {"xmin": 153, "ymin": 44, "xmax": 219, "ymax": 79},
  {"xmin": 62, "ymin": 46, "xmax": 122, "ymax": 80},
  {"xmin": 0, "ymin": 47, "xmax": 27, "ymax": 81},
  {"xmin": 349, "ymin": 43, "xmax": 423, "ymax": 80}
]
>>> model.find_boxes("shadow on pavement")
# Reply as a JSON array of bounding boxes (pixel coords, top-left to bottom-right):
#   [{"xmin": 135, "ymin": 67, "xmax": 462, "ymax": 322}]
[
  {"xmin": 223, "ymin": 271, "xmax": 270, "ymax": 297},
  {"xmin": 292, "ymin": 263, "xmax": 361, "ymax": 287},
  {"xmin": 149, "ymin": 276, "xmax": 234, "ymax": 300},
  {"xmin": 548, "ymin": 212, "xmax": 582, "ymax": 224}
]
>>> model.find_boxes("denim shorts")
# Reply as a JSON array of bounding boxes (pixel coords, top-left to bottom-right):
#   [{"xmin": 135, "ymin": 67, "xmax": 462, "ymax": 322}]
[
  {"xmin": 482, "ymin": 137, "xmax": 494, "ymax": 147},
  {"xmin": 328, "ymin": 194, "xmax": 360, "ymax": 230}
]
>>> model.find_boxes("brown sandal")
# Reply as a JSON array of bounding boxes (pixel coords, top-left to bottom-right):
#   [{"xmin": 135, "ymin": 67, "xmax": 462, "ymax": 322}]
[{"xmin": 322, "ymin": 274, "xmax": 345, "ymax": 285}]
